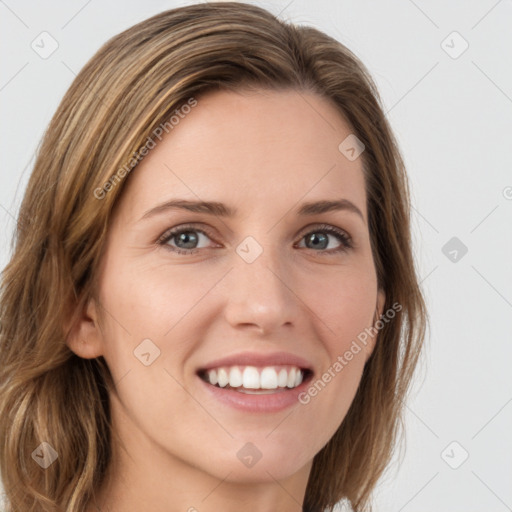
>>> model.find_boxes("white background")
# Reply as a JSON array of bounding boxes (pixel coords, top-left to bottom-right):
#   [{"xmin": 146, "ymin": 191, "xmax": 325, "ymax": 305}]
[{"xmin": 1, "ymin": 1, "xmax": 511, "ymax": 511}]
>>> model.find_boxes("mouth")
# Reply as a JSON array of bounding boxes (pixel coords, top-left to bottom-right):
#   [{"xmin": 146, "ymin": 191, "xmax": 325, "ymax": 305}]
[
  {"xmin": 197, "ymin": 365, "xmax": 314, "ymax": 394},
  {"xmin": 195, "ymin": 351, "xmax": 315, "ymax": 412}
]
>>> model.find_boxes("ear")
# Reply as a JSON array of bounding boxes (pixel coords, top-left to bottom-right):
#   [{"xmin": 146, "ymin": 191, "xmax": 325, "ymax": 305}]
[
  {"xmin": 376, "ymin": 288, "xmax": 386, "ymax": 319},
  {"xmin": 65, "ymin": 297, "xmax": 104, "ymax": 359},
  {"xmin": 364, "ymin": 288, "xmax": 386, "ymax": 362}
]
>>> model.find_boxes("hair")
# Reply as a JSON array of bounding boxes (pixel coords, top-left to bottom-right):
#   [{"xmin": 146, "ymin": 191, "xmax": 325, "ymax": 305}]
[{"xmin": 0, "ymin": 2, "xmax": 427, "ymax": 511}]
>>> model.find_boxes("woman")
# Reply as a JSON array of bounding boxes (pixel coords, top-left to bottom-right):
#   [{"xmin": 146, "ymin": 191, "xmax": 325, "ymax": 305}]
[{"xmin": 0, "ymin": 3, "xmax": 427, "ymax": 511}]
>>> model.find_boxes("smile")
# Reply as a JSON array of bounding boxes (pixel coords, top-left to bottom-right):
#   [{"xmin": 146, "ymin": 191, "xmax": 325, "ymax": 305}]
[{"xmin": 198, "ymin": 365, "xmax": 311, "ymax": 393}]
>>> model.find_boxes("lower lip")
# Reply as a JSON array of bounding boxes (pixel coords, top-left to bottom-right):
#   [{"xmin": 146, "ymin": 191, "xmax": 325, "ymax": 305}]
[{"xmin": 198, "ymin": 374, "xmax": 313, "ymax": 413}]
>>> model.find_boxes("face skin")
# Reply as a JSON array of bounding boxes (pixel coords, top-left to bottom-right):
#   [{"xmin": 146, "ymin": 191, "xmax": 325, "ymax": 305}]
[{"xmin": 68, "ymin": 88, "xmax": 385, "ymax": 512}]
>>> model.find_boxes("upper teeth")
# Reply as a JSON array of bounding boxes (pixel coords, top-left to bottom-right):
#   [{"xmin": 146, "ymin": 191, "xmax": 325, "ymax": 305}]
[{"xmin": 204, "ymin": 366, "xmax": 304, "ymax": 390}]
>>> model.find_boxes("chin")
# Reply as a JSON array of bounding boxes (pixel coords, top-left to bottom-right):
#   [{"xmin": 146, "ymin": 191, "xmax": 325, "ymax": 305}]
[{"xmin": 203, "ymin": 445, "xmax": 311, "ymax": 483}]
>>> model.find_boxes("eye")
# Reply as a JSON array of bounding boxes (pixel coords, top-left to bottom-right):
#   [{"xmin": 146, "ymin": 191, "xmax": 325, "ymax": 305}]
[
  {"xmin": 157, "ymin": 223, "xmax": 353, "ymax": 255},
  {"xmin": 296, "ymin": 224, "xmax": 353, "ymax": 255},
  {"xmin": 158, "ymin": 224, "xmax": 217, "ymax": 255}
]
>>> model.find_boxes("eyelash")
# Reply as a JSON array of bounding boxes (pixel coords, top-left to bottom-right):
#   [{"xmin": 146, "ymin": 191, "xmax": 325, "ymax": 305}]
[{"xmin": 157, "ymin": 223, "xmax": 353, "ymax": 256}]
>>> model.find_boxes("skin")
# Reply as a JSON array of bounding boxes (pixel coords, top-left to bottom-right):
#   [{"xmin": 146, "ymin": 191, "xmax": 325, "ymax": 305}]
[{"xmin": 67, "ymin": 88, "xmax": 385, "ymax": 512}]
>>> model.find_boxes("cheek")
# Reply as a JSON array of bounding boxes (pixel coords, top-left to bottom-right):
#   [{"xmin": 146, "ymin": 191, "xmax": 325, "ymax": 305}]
[
  {"xmin": 295, "ymin": 262, "xmax": 376, "ymax": 420},
  {"xmin": 99, "ymin": 255, "xmax": 207, "ymax": 338},
  {"xmin": 295, "ymin": 270, "xmax": 375, "ymax": 444},
  {"xmin": 96, "ymin": 254, "xmax": 224, "ymax": 390},
  {"xmin": 303, "ymin": 263, "xmax": 377, "ymax": 349}
]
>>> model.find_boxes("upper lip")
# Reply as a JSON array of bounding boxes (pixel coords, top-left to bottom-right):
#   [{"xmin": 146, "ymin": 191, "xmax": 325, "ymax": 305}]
[{"xmin": 197, "ymin": 351, "xmax": 314, "ymax": 373}]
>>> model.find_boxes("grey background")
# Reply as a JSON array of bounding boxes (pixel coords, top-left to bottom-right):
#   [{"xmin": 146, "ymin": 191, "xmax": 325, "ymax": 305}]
[{"xmin": 1, "ymin": 1, "xmax": 511, "ymax": 510}]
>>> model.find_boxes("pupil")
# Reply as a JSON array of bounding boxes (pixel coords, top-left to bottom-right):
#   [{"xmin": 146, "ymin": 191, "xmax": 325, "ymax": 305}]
[
  {"xmin": 177, "ymin": 231, "xmax": 197, "ymax": 249},
  {"xmin": 308, "ymin": 233, "xmax": 327, "ymax": 249}
]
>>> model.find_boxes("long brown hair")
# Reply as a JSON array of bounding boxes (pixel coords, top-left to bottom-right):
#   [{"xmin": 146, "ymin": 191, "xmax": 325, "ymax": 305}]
[{"xmin": 0, "ymin": 3, "xmax": 427, "ymax": 511}]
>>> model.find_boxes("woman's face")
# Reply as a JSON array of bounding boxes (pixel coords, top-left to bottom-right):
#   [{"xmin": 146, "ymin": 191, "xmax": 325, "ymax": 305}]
[{"xmin": 79, "ymin": 89, "xmax": 384, "ymax": 486}]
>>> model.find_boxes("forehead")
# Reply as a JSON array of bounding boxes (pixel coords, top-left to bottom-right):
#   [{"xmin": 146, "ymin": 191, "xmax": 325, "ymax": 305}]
[{"xmin": 118, "ymin": 88, "xmax": 367, "ymax": 222}]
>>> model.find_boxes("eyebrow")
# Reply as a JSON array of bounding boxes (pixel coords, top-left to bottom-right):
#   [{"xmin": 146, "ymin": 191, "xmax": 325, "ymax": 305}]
[{"xmin": 140, "ymin": 198, "xmax": 365, "ymax": 221}]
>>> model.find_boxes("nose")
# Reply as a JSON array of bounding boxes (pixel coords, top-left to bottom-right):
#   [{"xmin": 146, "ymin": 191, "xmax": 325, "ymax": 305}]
[{"xmin": 221, "ymin": 244, "xmax": 302, "ymax": 336}]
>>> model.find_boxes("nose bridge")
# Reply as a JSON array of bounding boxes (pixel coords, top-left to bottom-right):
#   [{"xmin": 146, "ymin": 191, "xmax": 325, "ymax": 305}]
[{"xmin": 222, "ymin": 233, "xmax": 299, "ymax": 332}]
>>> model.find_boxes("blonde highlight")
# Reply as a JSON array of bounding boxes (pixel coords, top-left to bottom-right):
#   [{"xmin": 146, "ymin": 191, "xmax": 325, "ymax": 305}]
[{"xmin": 0, "ymin": 3, "xmax": 427, "ymax": 511}]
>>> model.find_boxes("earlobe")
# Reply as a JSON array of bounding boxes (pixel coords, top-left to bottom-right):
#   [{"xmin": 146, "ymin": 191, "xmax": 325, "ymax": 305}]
[
  {"xmin": 376, "ymin": 288, "xmax": 386, "ymax": 319},
  {"xmin": 65, "ymin": 297, "xmax": 104, "ymax": 359}
]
